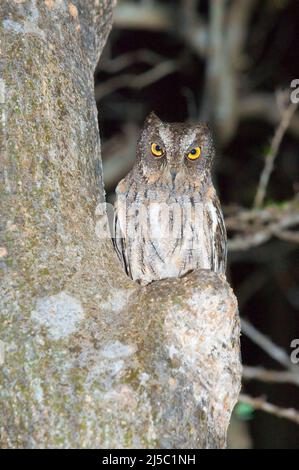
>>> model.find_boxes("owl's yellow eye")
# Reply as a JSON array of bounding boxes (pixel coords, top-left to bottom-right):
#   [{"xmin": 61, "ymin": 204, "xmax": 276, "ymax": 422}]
[
  {"xmin": 187, "ymin": 147, "xmax": 201, "ymax": 160},
  {"xmin": 151, "ymin": 142, "xmax": 164, "ymax": 157}
]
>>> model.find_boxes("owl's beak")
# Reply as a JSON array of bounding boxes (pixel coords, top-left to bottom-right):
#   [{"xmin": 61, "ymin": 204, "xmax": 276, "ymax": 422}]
[{"xmin": 170, "ymin": 169, "xmax": 177, "ymax": 186}]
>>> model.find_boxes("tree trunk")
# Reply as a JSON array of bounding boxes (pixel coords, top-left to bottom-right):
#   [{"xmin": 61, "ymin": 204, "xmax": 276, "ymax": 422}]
[{"xmin": 0, "ymin": 0, "xmax": 241, "ymax": 448}]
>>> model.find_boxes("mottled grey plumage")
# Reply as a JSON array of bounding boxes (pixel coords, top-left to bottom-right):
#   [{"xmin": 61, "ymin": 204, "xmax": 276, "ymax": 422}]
[{"xmin": 113, "ymin": 112, "xmax": 227, "ymax": 285}]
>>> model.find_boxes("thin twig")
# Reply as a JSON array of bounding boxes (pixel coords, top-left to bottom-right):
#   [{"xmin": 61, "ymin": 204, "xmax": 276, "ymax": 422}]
[
  {"xmin": 114, "ymin": 2, "xmax": 173, "ymax": 31},
  {"xmin": 239, "ymin": 394, "xmax": 299, "ymax": 425},
  {"xmin": 114, "ymin": 1, "xmax": 208, "ymax": 56},
  {"xmin": 254, "ymin": 94, "xmax": 298, "ymax": 208},
  {"xmin": 243, "ymin": 366, "xmax": 299, "ymax": 386},
  {"xmin": 201, "ymin": 0, "xmax": 257, "ymax": 143},
  {"xmin": 275, "ymin": 230, "xmax": 299, "ymax": 244},
  {"xmin": 227, "ymin": 0, "xmax": 258, "ymax": 66},
  {"xmin": 228, "ymin": 212, "xmax": 299, "ymax": 250},
  {"xmin": 239, "ymin": 93, "xmax": 299, "ymax": 139},
  {"xmin": 226, "ymin": 198, "xmax": 299, "ymax": 251},
  {"xmin": 95, "ymin": 60, "xmax": 179, "ymax": 100},
  {"xmin": 241, "ymin": 318, "xmax": 299, "ymax": 374},
  {"xmin": 99, "ymin": 49, "xmax": 167, "ymax": 73}
]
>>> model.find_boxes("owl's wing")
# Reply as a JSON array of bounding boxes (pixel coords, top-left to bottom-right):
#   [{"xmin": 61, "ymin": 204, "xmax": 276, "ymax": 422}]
[
  {"xmin": 113, "ymin": 200, "xmax": 131, "ymax": 278},
  {"xmin": 205, "ymin": 192, "xmax": 227, "ymax": 274}
]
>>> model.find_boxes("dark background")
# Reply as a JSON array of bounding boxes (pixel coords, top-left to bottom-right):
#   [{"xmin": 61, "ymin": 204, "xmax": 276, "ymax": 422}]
[{"xmin": 95, "ymin": 0, "xmax": 299, "ymax": 448}]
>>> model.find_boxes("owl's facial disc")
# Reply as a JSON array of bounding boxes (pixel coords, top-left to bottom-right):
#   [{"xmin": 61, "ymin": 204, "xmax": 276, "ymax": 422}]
[{"xmin": 138, "ymin": 114, "xmax": 215, "ymax": 186}]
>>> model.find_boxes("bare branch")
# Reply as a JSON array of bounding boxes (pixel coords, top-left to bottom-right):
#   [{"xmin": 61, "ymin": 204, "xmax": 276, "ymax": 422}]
[
  {"xmin": 228, "ymin": 211, "xmax": 299, "ymax": 251},
  {"xmin": 227, "ymin": 198, "xmax": 299, "ymax": 251},
  {"xmin": 243, "ymin": 366, "xmax": 299, "ymax": 386},
  {"xmin": 241, "ymin": 318, "xmax": 299, "ymax": 374},
  {"xmin": 254, "ymin": 93, "xmax": 298, "ymax": 208},
  {"xmin": 239, "ymin": 394, "xmax": 299, "ymax": 425},
  {"xmin": 114, "ymin": 1, "xmax": 208, "ymax": 56},
  {"xmin": 275, "ymin": 230, "xmax": 299, "ymax": 244},
  {"xmin": 99, "ymin": 49, "xmax": 168, "ymax": 73},
  {"xmin": 239, "ymin": 93, "xmax": 299, "ymax": 139},
  {"xmin": 113, "ymin": 2, "xmax": 173, "ymax": 32},
  {"xmin": 200, "ymin": 0, "xmax": 257, "ymax": 143},
  {"xmin": 227, "ymin": 0, "xmax": 258, "ymax": 67},
  {"xmin": 95, "ymin": 59, "xmax": 179, "ymax": 100}
]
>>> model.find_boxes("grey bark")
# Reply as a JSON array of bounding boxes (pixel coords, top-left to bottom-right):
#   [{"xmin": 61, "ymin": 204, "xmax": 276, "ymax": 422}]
[{"xmin": 0, "ymin": 0, "xmax": 241, "ymax": 448}]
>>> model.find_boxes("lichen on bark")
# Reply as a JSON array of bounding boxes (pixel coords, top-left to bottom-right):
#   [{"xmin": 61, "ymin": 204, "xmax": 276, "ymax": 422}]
[{"xmin": 0, "ymin": 0, "xmax": 241, "ymax": 448}]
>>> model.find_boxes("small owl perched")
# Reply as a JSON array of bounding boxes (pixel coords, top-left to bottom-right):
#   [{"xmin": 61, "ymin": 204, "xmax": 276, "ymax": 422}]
[{"xmin": 113, "ymin": 112, "xmax": 227, "ymax": 285}]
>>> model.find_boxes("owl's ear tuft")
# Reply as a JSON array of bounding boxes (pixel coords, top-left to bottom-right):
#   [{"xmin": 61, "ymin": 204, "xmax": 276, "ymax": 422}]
[
  {"xmin": 144, "ymin": 111, "xmax": 161, "ymax": 127},
  {"xmin": 196, "ymin": 121, "xmax": 211, "ymax": 131}
]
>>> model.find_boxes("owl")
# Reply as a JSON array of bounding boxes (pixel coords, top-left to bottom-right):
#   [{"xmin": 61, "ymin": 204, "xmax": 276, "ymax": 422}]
[{"xmin": 113, "ymin": 112, "xmax": 227, "ymax": 285}]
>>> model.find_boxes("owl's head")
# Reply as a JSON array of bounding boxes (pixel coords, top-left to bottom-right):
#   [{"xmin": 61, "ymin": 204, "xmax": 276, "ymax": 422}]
[{"xmin": 136, "ymin": 112, "xmax": 216, "ymax": 187}]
